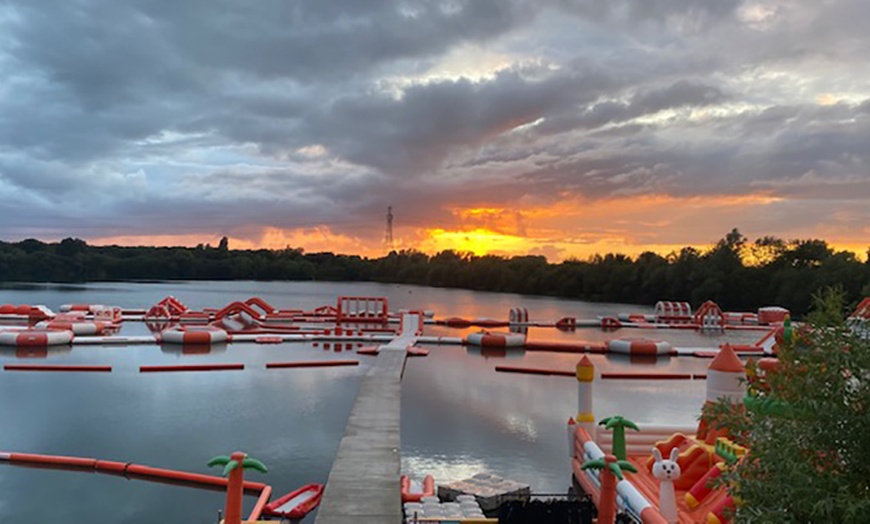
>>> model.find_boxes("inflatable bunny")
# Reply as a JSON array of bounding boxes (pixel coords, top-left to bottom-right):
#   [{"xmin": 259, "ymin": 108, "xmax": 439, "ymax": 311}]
[{"xmin": 652, "ymin": 447, "xmax": 681, "ymax": 524}]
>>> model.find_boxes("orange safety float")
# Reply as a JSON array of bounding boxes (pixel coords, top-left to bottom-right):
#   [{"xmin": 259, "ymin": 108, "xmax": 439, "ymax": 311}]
[
  {"xmin": 34, "ymin": 320, "xmax": 108, "ymax": 336},
  {"xmin": 607, "ymin": 338, "xmax": 672, "ymax": 356},
  {"xmin": 60, "ymin": 303, "xmax": 92, "ymax": 313},
  {"xmin": 160, "ymin": 326, "xmax": 228, "ymax": 345},
  {"xmin": 0, "ymin": 304, "xmax": 51, "ymax": 320},
  {"xmin": 0, "ymin": 329, "xmax": 74, "ymax": 347},
  {"xmin": 465, "ymin": 330, "xmax": 526, "ymax": 347}
]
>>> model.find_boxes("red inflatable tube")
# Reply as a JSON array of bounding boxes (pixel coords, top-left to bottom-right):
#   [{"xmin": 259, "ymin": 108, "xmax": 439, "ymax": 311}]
[
  {"xmin": 139, "ymin": 364, "xmax": 244, "ymax": 373},
  {"xmin": 249, "ymin": 484, "xmax": 272, "ymax": 521},
  {"xmin": 495, "ymin": 366, "xmax": 574, "ymax": 377},
  {"xmin": 1, "ymin": 451, "xmax": 268, "ymax": 495},
  {"xmin": 265, "ymin": 360, "xmax": 359, "ymax": 369},
  {"xmin": 601, "ymin": 372, "xmax": 705, "ymax": 380},
  {"xmin": 94, "ymin": 460, "xmax": 130, "ymax": 475},
  {"xmin": 125, "ymin": 464, "xmax": 266, "ymax": 493},
  {"xmin": 724, "ymin": 344, "xmax": 764, "ymax": 352},
  {"xmin": 7, "ymin": 452, "xmax": 97, "ymax": 469},
  {"xmin": 4, "ymin": 364, "xmax": 112, "ymax": 372}
]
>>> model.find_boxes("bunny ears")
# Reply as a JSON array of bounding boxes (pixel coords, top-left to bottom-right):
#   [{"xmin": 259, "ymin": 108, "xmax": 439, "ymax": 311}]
[{"xmin": 651, "ymin": 447, "xmax": 680, "ymax": 463}]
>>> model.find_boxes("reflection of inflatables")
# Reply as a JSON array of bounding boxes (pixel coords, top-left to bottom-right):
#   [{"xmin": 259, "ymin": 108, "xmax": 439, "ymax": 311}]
[
  {"xmin": 160, "ymin": 342, "xmax": 228, "ymax": 357},
  {"xmin": 1, "ymin": 345, "xmax": 73, "ymax": 359},
  {"xmin": 465, "ymin": 345, "xmax": 526, "ymax": 360}
]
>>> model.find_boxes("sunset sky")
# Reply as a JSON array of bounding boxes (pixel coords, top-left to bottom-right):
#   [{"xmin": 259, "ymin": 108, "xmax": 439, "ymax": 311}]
[{"xmin": 1, "ymin": 1, "xmax": 868, "ymax": 261}]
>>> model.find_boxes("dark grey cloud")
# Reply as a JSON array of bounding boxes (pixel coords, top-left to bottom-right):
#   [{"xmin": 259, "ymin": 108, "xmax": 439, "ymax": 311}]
[
  {"xmin": 0, "ymin": 0, "xmax": 868, "ymax": 250},
  {"xmin": 554, "ymin": 0, "xmax": 743, "ymax": 32}
]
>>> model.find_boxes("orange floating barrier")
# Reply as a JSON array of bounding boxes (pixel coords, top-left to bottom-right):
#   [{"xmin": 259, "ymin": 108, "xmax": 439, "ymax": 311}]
[
  {"xmin": 265, "ymin": 360, "xmax": 359, "ymax": 369},
  {"xmin": 494, "ymin": 365, "xmax": 574, "ymax": 377},
  {"xmin": 4, "ymin": 364, "xmax": 111, "ymax": 372},
  {"xmin": 4, "ymin": 452, "xmax": 97, "ymax": 469},
  {"xmin": 94, "ymin": 460, "xmax": 130, "ymax": 475},
  {"xmin": 0, "ymin": 451, "xmax": 269, "ymax": 497},
  {"xmin": 139, "ymin": 364, "xmax": 244, "ymax": 373},
  {"xmin": 124, "ymin": 464, "xmax": 266, "ymax": 493},
  {"xmin": 249, "ymin": 484, "xmax": 273, "ymax": 521},
  {"xmin": 601, "ymin": 372, "xmax": 706, "ymax": 380},
  {"xmin": 524, "ymin": 341, "xmax": 607, "ymax": 353}
]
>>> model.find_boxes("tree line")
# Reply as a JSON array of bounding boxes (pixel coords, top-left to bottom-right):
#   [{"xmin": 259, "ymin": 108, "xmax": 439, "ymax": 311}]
[{"xmin": 0, "ymin": 229, "xmax": 868, "ymax": 316}]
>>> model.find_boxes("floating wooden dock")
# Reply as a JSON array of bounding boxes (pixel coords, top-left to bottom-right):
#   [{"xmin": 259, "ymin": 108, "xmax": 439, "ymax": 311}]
[{"xmin": 315, "ymin": 314, "xmax": 419, "ymax": 524}]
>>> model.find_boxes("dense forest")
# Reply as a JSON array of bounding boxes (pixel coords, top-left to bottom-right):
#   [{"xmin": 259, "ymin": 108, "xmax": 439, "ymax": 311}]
[{"xmin": 0, "ymin": 229, "xmax": 868, "ymax": 315}]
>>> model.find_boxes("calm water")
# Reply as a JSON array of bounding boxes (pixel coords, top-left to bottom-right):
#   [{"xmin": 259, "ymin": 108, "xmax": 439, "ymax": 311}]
[{"xmin": 0, "ymin": 281, "xmax": 762, "ymax": 522}]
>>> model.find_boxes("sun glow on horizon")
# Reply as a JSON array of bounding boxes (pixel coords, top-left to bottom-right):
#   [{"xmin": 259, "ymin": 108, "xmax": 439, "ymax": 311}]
[{"xmin": 86, "ymin": 192, "xmax": 867, "ymax": 263}]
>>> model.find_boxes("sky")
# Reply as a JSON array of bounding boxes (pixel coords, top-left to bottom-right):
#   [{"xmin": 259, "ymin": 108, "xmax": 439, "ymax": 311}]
[{"xmin": 0, "ymin": 0, "xmax": 868, "ymax": 261}]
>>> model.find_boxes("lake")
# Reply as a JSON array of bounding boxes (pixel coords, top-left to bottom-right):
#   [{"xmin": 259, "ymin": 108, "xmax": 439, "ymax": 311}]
[{"xmin": 0, "ymin": 281, "xmax": 763, "ymax": 522}]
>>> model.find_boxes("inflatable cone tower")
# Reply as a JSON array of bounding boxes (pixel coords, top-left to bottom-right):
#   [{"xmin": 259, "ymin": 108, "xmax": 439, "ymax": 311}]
[{"xmin": 696, "ymin": 344, "xmax": 745, "ymax": 444}]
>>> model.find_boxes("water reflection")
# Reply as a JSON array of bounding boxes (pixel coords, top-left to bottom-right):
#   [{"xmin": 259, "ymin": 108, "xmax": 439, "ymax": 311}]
[
  {"xmin": 604, "ymin": 353, "xmax": 667, "ymax": 366},
  {"xmin": 0, "ymin": 346, "xmax": 73, "ymax": 360},
  {"xmin": 160, "ymin": 342, "xmax": 229, "ymax": 357},
  {"xmin": 0, "ymin": 281, "xmax": 765, "ymax": 521},
  {"xmin": 465, "ymin": 346, "xmax": 526, "ymax": 360}
]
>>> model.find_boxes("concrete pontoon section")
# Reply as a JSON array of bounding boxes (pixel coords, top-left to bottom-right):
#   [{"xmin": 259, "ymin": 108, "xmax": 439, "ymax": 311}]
[{"xmin": 315, "ymin": 314, "xmax": 418, "ymax": 524}]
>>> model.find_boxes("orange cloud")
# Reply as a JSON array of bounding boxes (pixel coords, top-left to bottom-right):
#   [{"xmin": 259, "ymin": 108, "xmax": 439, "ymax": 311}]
[
  {"xmin": 90, "ymin": 193, "xmax": 866, "ymax": 262},
  {"xmin": 91, "ymin": 227, "xmax": 383, "ymax": 257}
]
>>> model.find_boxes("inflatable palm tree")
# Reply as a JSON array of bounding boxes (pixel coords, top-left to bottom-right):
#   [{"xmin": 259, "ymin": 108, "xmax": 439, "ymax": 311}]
[
  {"xmin": 599, "ymin": 415, "xmax": 639, "ymax": 460},
  {"xmin": 208, "ymin": 451, "xmax": 268, "ymax": 524},
  {"xmin": 581, "ymin": 454, "xmax": 638, "ymax": 523}
]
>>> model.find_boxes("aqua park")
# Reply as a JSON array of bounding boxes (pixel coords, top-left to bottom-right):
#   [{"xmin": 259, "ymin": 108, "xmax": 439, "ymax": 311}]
[{"xmin": 0, "ymin": 290, "xmax": 867, "ymax": 523}]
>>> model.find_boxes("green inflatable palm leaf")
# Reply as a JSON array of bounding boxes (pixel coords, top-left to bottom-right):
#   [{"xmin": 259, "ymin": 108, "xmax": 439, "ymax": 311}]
[
  {"xmin": 207, "ymin": 455, "xmax": 232, "ymax": 468},
  {"xmin": 242, "ymin": 457, "xmax": 268, "ymax": 474}
]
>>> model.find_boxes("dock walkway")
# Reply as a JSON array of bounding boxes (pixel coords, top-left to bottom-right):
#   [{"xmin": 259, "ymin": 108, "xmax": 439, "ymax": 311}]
[{"xmin": 314, "ymin": 314, "xmax": 419, "ymax": 524}]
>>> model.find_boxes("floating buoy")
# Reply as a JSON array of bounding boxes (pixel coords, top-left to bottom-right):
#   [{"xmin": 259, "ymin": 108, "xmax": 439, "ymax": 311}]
[
  {"xmin": 60, "ymin": 304, "xmax": 92, "ymax": 313},
  {"xmin": 465, "ymin": 331, "xmax": 526, "ymax": 347},
  {"xmin": 160, "ymin": 326, "xmax": 228, "ymax": 345},
  {"xmin": 0, "ymin": 329, "xmax": 74, "ymax": 347},
  {"xmin": 607, "ymin": 338, "xmax": 672, "ymax": 355},
  {"xmin": 35, "ymin": 320, "xmax": 108, "ymax": 336}
]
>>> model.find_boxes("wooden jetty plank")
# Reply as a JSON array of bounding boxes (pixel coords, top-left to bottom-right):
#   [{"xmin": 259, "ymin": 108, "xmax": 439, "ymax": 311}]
[
  {"xmin": 315, "ymin": 347, "xmax": 407, "ymax": 524},
  {"xmin": 316, "ymin": 314, "xmax": 419, "ymax": 524}
]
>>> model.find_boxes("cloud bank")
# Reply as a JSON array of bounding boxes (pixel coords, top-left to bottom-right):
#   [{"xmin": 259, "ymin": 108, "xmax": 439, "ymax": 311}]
[{"xmin": 0, "ymin": 0, "xmax": 867, "ymax": 259}]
